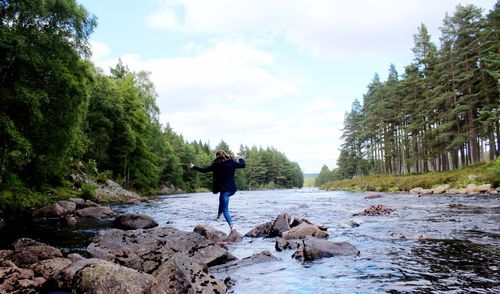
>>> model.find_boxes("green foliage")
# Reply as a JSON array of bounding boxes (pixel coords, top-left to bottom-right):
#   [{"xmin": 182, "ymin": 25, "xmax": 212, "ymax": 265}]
[
  {"xmin": 0, "ymin": 0, "xmax": 305, "ymax": 214},
  {"xmin": 81, "ymin": 183, "xmax": 98, "ymax": 201},
  {"xmin": 322, "ymin": 162, "xmax": 495, "ymax": 192},
  {"xmin": 333, "ymin": 3, "xmax": 499, "ymax": 180},
  {"xmin": 0, "ymin": 0, "xmax": 96, "ymax": 186},
  {"xmin": 487, "ymin": 157, "xmax": 500, "ymax": 185}
]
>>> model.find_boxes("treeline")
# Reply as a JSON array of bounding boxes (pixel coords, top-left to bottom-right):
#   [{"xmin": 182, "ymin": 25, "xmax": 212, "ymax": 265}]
[
  {"xmin": 327, "ymin": 3, "xmax": 499, "ymax": 181},
  {"xmin": 0, "ymin": 0, "xmax": 303, "ymax": 209}
]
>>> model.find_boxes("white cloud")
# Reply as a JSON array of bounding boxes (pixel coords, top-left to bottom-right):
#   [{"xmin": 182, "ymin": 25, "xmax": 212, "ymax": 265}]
[
  {"xmin": 304, "ymin": 97, "xmax": 336, "ymax": 113},
  {"xmin": 91, "ymin": 41, "xmax": 298, "ymax": 112},
  {"xmin": 146, "ymin": 0, "xmax": 495, "ymax": 58},
  {"xmin": 89, "ymin": 40, "xmax": 111, "ymax": 61}
]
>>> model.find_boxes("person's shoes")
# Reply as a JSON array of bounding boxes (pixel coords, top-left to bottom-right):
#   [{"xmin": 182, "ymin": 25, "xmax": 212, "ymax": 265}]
[{"xmin": 229, "ymin": 224, "xmax": 234, "ymax": 231}]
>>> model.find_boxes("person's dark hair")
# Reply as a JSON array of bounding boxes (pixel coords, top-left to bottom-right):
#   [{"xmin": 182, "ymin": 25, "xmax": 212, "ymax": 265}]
[{"xmin": 214, "ymin": 149, "xmax": 231, "ymax": 163}]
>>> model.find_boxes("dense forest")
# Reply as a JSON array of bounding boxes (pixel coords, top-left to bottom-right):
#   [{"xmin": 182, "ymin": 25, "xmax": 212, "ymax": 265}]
[
  {"xmin": 318, "ymin": 3, "xmax": 499, "ymax": 186},
  {"xmin": 0, "ymin": 0, "xmax": 303, "ymax": 212}
]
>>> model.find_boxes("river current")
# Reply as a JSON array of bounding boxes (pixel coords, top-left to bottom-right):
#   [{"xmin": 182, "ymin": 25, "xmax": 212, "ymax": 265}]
[
  {"xmin": 114, "ymin": 188, "xmax": 500, "ymax": 293},
  {"xmin": 1, "ymin": 188, "xmax": 499, "ymax": 293}
]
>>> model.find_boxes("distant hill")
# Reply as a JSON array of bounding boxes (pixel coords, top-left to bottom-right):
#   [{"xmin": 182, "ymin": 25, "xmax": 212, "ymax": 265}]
[{"xmin": 303, "ymin": 173, "xmax": 319, "ymax": 178}]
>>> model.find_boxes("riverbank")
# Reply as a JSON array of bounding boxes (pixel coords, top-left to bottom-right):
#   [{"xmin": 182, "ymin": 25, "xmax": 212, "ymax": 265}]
[{"xmin": 321, "ymin": 160, "xmax": 500, "ymax": 194}]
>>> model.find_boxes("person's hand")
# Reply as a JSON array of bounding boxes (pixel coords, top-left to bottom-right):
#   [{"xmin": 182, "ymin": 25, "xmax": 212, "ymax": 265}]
[
  {"xmin": 187, "ymin": 163, "xmax": 194, "ymax": 169},
  {"xmin": 236, "ymin": 153, "xmax": 245, "ymax": 160}
]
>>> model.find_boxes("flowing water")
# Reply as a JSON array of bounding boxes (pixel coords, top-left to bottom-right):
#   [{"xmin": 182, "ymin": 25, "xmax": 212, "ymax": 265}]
[
  {"xmin": 1, "ymin": 188, "xmax": 499, "ymax": 293},
  {"xmin": 114, "ymin": 188, "xmax": 500, "ymax": 293}
]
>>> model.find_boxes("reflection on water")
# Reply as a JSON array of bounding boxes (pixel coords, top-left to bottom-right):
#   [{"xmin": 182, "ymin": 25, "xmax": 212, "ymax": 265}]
[{"xmin": 1, "ymin": 188, "xmax": 499, "ymax": 293}]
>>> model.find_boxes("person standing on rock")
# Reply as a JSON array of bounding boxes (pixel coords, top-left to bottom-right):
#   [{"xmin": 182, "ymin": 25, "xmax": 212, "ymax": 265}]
[{"xmin": 187, "ymin": 149, "xmax": 245, "ymax": 231}]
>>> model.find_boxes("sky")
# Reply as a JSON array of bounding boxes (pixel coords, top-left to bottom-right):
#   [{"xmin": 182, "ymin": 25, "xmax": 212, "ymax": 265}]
[{"xmin": 80, "ymin": 0, "xmax": 497, "ymax": 174}]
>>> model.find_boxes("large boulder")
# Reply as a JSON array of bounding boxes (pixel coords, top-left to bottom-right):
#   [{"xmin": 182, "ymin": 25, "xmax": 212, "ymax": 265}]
[
  {"xmin": 0, "ymin": 260, "xmax": 44, "ymax": 293},
  {"xmin": 87, "ymin": 227, "xmax": 237, "ymax": 273},
  {"xmin": 193, "ymin": 224, "xmax": 227, "ymax": 247},
  {"xmin": 153, "ymin": 254, "xmax": 226, "ymax": 294},
  {"xmin": 57, "ymin": 200, "xmax": 77, "ymax": 214},
  {"xmin": 69, "ymin": 198, "xmax": 99, "ymax": 209},
  {"xmin": 275, "ymin": 238, "xmax": 302, "ymax": 252},
  {"xmin": 56, "ymin": 257, "xmax": 109, "ymax": 289},
  {"xmin": 10, "ymin": 238, "xmax": 63, "ymax": 268},
  {"xmin": 113, "ymin": 213, "xmax": 158, "ymax": 230},
  {"xmin": 281, "ymin": 223, "xmax": 328, "ymax": 240},
  {"xmin": 75, "ymin": 206, "xmax": 115, "ymax": 218},
  {"xmin": 94, "ymin": 179, "xmax": 144, "ymax": 203},
  {"xmin": 364, "ymin": 192, "xmax": 383, "ymax": 199},
  {"xmin": 292, "ymin": 236, "xmax": 359, "ymax": 262},
  {"xmin": 226, "ymin": 229, "xmax": 243, "ymax": 244},
  {"xmin": 269, "ymin": 213, "xmax": 292, "ymax": 237},
  {"xmin": 432, "ymin": 184, "xmax": 450, "ymax": 194},
  {"xmin": 353, "ymin": 204, "xmax": 395, "ymax": 216},
  {"xmin": 465, "ymin": 183, "xmax": 492, "ymax": 194},
  {"xmin": 245, "ymin": 221, "xmax": 273, "ymax": 238},
  {"xmin": 210, "ymin": 251, "xmax": 278, "ymax": 273},
  {"xmin": 409, "ymin": 187, "xmax": 432, "ymax": 195},
  {"xmin": 32, "ymin": 258, "xmax": 71, "ymax": 284},
  {"xmin": 73, "ymin": 262, "xmax": 163, "ymax": 294},
  {"xmin": 32, "ymin": 203, "xmax": 66, "ymax": 219}
]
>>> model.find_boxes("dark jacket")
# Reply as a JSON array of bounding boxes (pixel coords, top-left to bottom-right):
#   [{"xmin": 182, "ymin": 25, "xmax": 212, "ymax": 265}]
[{"xmin": 193, "ymin": 158, "xmax": 246, "ymax": 194}]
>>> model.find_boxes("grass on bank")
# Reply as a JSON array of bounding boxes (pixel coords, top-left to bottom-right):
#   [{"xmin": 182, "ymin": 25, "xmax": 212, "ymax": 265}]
[{"xmin": 321, "ymin": 158, "xmax": 500, "ymax": 192}]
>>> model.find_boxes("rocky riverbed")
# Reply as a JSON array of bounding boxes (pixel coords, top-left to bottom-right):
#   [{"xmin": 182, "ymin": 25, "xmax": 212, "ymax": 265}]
[{"xmin": 1, "ymin": 188, "xmax": 499, "ymax": 293}]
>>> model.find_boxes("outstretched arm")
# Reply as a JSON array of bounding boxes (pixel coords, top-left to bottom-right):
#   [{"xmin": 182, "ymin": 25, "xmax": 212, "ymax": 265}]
[{"xmin": 188, "ymin": 163, "xmax": 213, "ymax": 173}]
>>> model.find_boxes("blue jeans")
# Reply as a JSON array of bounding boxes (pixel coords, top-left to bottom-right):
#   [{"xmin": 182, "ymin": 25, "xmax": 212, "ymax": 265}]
[{"xmin": 218, "ymin": 192, "xmax": 232, "ymax": 225}]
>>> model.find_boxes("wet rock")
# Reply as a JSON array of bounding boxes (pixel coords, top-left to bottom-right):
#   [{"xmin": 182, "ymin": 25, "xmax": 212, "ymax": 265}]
[
  {"xmin": 94, "ymin": 179, "xmax": 144, "ymax": 203},
  {"xmin": 32, "ymin": 257, "xmax": 71, "ymax": 283},
  {"xmin": 275, "ymin": 238, "xmax": 302, "ymax": 252},
  {"xmin": 66, "ymin": 253, "xmax": 86, "ymax": 263},
  {"xmin": 57, "ymin": 257, "xmax": 109, "ymax": 289},
  {"xmin": 364, "ymin": 192, "xmax": 383, "ymax": 199},
  {"xmin": 194, "ymin": 224, "xmax": 227, "ymax": 246},
  {"xmin": 446, "ymin": 188, "xmax": 460, "ymax": 194},
  {"xmin": 353, "ymin": 204, "xmax": 395, "ymax": 216},
  {"xmin": 87, "ymin": 227, "xmax": 236, "ymax": 273},
  {"xmin": 10, "ymin": 238, "xmax": 63, "ymax": 268},
  {"xmin": 289, "ymin": 218, "xmax": 328, "ymax": 231},
  {"xmin": 226, "ymin": 229, "xmax": 243, "ymax": 244},
  {"xmin": 210, "ymin": 250, "xmax": 278, "ymax": 273},
  {"xmin": 245, "ymin": 221, "xmax": 273, "ymax": 238},
  {"xmin": 113, "ymin": 212, "xmax": 159, "ymax": 230},
  {"xmin": 0, "ymin": 250, "xmax": 13, "ymax": 260},
  {"xmin": 75, "ymin": 206, "xmax": 115, "ymax": 218},
  {"xmin": 464, "ymin": 183, "xmax": 492, "ymax": 194},
  {"xmin": 292, "ymin": 236, "xmax": 359, "ymax": 262},
  {"xmin": 409, "ymin": 187, "xmax": 423, "ymax": 195},
  {"xmin": 410, "ymin": 187, "xmax": 432, "ymax": 195},
  {"xmin": 70, "ymin": 198, "xmax": 99, "ymax": 209},
  {"xmin": 153, "ymin": 253, "xmax": 226, "ymax": 293},
  {"xmin": 269, "ymin": 213, "xmax": 292, "ymax": 237},
  {"xmin": 281, "ymin": 223, "xmax": 329, "ymax": 240},
  {"xmin": 57, "ymin": 200, "xmax": 77, "ymax": 214},
  {"xmin": 0, "ymin": 262, "xmax": 41, "ymax": 294},
  {"xmin": 432, "ymin": 184, "xmax": 450, "ymax": 194},
  {"xmin": 65, "ymin": 215, "xmax": 77, "ymax": 226},
  {"xmin": 73, "ymin": 262, "xmax": 162, "ymax": 294},
  {"xmin": 12, "ymin": 238, "xmax": 45, "ymax": 250},
  {"xmin": 32, "ymin": 203, "xmax": 66, "ymax": 219},
  {"xmin": 69, "ymin": 197, "xmax": 85, "ymax": 207},
  {"xmin": 345, "ymin": 220, "xmax": 361, "ymax": 228}
]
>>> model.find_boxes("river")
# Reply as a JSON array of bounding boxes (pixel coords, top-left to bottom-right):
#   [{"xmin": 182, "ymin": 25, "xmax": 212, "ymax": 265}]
[{"xmin": 1, "ymin": 188, "xmax": 499, "ymax": 293}]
